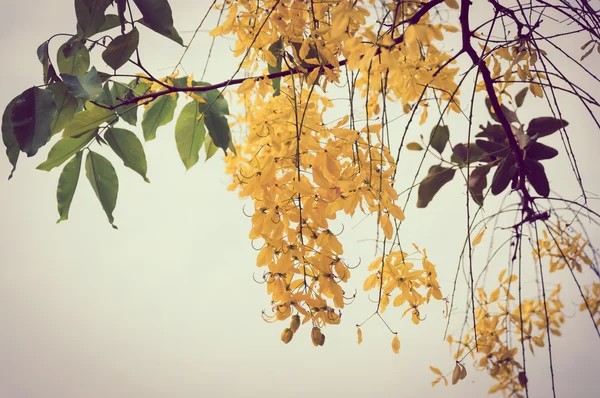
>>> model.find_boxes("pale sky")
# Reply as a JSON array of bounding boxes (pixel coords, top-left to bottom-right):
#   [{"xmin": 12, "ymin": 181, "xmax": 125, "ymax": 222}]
[{"xmin": 0, "ymin": 1, "xmax": 599, "ymax": 397}]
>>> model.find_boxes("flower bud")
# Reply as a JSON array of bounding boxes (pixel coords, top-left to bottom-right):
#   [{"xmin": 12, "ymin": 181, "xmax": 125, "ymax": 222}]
[
  {"xmin": 290, "ymin": 314, "xmax": 301, "ymax": 333},
  {"xmin": 281, "ymin": 328, "xmax": 293, "ymax": 344},
  {"xmin": 311, "ymin": 326, "xmax": 322, "ymax": 346}
]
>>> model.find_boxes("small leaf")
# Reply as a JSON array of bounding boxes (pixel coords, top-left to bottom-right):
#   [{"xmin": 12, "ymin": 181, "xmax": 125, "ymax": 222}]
[
  {"xmin": 485, "ymin": 97, "xmax": 519, "ymax": 124},
  {"xmin": 37, "ymin": 41, "xmax": 58, "ymax": 85},
  {"xmin": 430, "ymin": 366, "xmax": 443, "ymax": 376},
  {"xmin": 142, "ymin": 94, "xmax": 178, "ymax": 141},
  {"xmin": 526, "ymin": 142, "xmax": 558, "ymax": 160},
  {"xmin": 490, "ymin": 155, "xmax": 516, "ymax": 195},
  {"xmin": 57, "ymin": 41, "xmax": 90, "ymax": 76},
  {"xmin": 429, "ymin": 124, "xmax": 449, "ymax": 154},
  {"xmin": 63, "ymin": 103, "xmax": 116, "ymax": 138},
  {"xmin": 10, "ymin": 87, "xmax": 57, "ymax": 157},
  {"xmin": 417, "ymin": 165, "xmax": 456, "ymax": 208},
  {"xmin": 452, "ymin": 363, "xmax": 461, "ymax": 385},
  {"xmin": 56, "ymin": 151, "xmax": 83, "ymax": 223},
  {"xmin": 527, "ymin": 117, "xmax": 568, "ymax": 138},
  {"xmin": 175, "ymin": 101, "xmax": 206, "ymax": 170},
  {"xmin": 525, "ymin": 159, "xmax": 550, "ymax": 197},
  {"xmin": 134, "ymin": 0, "xmax": 183, "ymax": 45},
  {"xmin": 476, "ymin": 139, "xmax": 509, "ymax": 157},
  {"xmin": 357, "ymin": 327, "xmax": 363, "ymax": 345},
  {"xmin": 476, "ymin": 122, "xmax": 507, "ymax": 143},
  {"xmin": 451, "ymin": 143, "xmax": 489, "ymax": 165},
  {"xmin": 518, "ymin": 371, "xmax": 528, "ymax": 388},
  {"xmin": 37, "ymin": 130, "xmax": 95, "ymax": 171},
  {"xmin": 105, "ymin": 127, "xmax": 149, "ymax": 182},
  {"xmin": 102, "ymin": 27, "xmax": 139, "ymax": 70},
  {"xmin": 2, "ymin": 98, "xmax": 20, "ymax": 179},
  {"xmin": 406, "ymin": 142, "xmax": 423, "ymax": 151},
  {"xmin": 515, "ymin": 87, "xmax": 528, "ymax": 107},
  {"xmin": 61, "ymin": 66, "xmax": 103, "ymax": 100},
  {"xmin": 48, "ymin": 83, "xmax": 78, "ymax": 136},
  {"xmin": 85, "ymin": 150, "xmax": 118, "ymax": 228},
  {"xmin": 472, "ymin": 227, "xmax": 486, "ymax": 246},
  {"xmin": 391, "ymin": 335, "xmax": 400, "ymax": 354}
]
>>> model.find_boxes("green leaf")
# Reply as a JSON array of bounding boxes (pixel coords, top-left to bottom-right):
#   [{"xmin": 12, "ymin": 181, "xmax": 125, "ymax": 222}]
[
  {"xmin": 110, "ymin": 82, "xmax": 138, "ymax": 125},
  {"xmin": 63, "ymin": 103, "xmax": 116, "ymax": 138},
  {"xmin": 57, "ymin": 151, "xmax": 83, "ymax": 223},
  {"xmin": 10, "ymin": 87, "xmax": 57, "ymax": 157},
  {"xmin": 98, "ymin": 14, "xmax": 122, "ymax": 34},
  {"xmin": 525, "ymin": 159, "xmax": 550, "ymax": 197},
  {"xmin": 490, "ymin": 154, "xmax": 516, "ymax": 195},
  {"xmin": 268, "ymin": 39, "xmax": 283, "ymax": 96},
  {"xmin": 175, "ymin": 101, "xmax": 206, "ymax": 170},
  {"xmin": 57, "ymin": 41, "xmax": 90, "ymax": 76},
  {"xmin": 105, "ymin": 127, "xmax": 149, "ymax": 182},
  {"xmin": 406, "ymin": 142, "xmax": 423, "ymax": 151},
  {"xmin": 417, "ymin": 165, "xmax": 456, "ymax": 208},
  {"xmin": 204, "ymin": 134, "xmax": 219, "ymax": 161},
  {"xmin": 527, "ymin": 117, "xmax": 568, "ymax": 138},
  {"xmin": 197, "ymin": 86, "xmax": 229, "ymax": 116},
  {"xmin": 134, "ymin": 0, "xmax": 183, "ymax": 45},
  {"xmin": 37, "ymin": 130, "xmax": 95, "ymax": 171},
  {"xmin": 61, "ymin": 66, "xmax": 103, "ymax": 100},
  {"xmin": 515, "ymin": 87, "xmax": 527, "ymax": 107},
  {"xmin": 48, "ymin": 83, "xmax": 79, "ymax": 136},
  {"xmin": 75, "ymin": 0, "xmax": 111, "ymax": 38},
  {"xmin": 526, "ymin": 142, "xmax": 558, "ymax": 161},
  {"xmin": 1, "ymin": 98, "xmax": 19, "ymax": 179},
  {"xmin": 141, "ymin": 94, "xmax": 177, "ymax": 141},
  {"xmin": 85, "ymin": 150, "xmax": 118, "ymax": 228},
  {"xmin": 468, "ymin": 165, "xmax": 491, "ymax": 206},
  {"xmin": 204, "ymin": 112, "xmax": 230, "ymax": 153},
  {"xmin": 37, "ymin": 41, "xmax": 58, "ymax": 85},
  {"xmin": 429, "ymin": 124, "xmax": 449, "ymax": 154},
  {"xmin": 102, "ymin": 27, "xmax": 139, "ymax": 70}
]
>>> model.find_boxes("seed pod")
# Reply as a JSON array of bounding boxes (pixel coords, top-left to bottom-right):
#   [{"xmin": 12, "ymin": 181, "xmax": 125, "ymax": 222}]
[
  {"xmin": 281, "ymin": 328, "xmax": 293, "ymax": 344},
  {"xmin": 319, "ymin": 332, "xmax": 325, "ymax": 346},
  {"xmin": 290, "ymin": 314, "xmax": 301, "ymax": 333},
  {"xmin": 311, "ymin": 326, "xmax": 322, "ymax": 346}
]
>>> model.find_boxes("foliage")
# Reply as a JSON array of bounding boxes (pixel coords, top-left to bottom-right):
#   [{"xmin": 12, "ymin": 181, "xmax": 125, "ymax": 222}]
[{"xmin": 3, "ymin": 0, "xmax": 600, "ymax": 397}]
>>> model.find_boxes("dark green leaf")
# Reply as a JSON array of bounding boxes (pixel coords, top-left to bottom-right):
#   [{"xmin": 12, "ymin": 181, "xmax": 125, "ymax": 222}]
[
  {"xmin": 61, "ymin": 66, "xmax": 103, "ymax": 100},
  {"xmin": 129, "ymin": 78, "xmax": 152, "ymax": 97},
  {"xmin": 37, "ymin": 41, "xmax": 58, "ymax": 85},
  {"xmin": 57, "ymin": 41, "xmax": 90, "ymax": 76},
  {"xmin": 468, "ymin": 165, "xmax": 491, "ymax": 206},
  {"xmin": 515, "ymin": 87, "xmax": 527, "ymax": 107},
  {"xmin": 429, "ymin": 124, "xmax": 449, "ymax": 154},
  {"xmin": 197, "ymin": 86, "xmax": 229, "ymax": 116},
  {"xmin": 451, "ymin": 143, "xmax": 490, "ymax": 165},
  {"xmin": 2, "ymin": 98, "xmax": 19, "ymax": 179},
  {"xmin": 75, "ymin": 0, "xmax": 111, "ymax": 38},
  {"xmin": 102, "ymin": 27, "xmax": 139, "ymax": 70},
  {"xmin": 105, "ymin": 127, "xmax": 149, "ymax": 182},
  {"xmin": 10, "ymin": 87, "xmax": 57, "ymax": 156},
  {"xmin": 417, "ymin": 165, "xmax": 456, "ymax": 208},
  {"xmin": 268, "ymin": 39, "xmax": 283, "ymax": 96},
  {"xmin": 527, "ymin": 117, "xmax": 568, "ymax": 138},
  {"xmin": 37, "ymin": 130, "xmax": 95, "ymax": 171},
  {"xmin": 475, "ymin": 139, "xmax": 509, "ymax": 158},
  {"xmin": 134, "ymin": 0, "xmax": 183, "ymax": 45},
  {"xmin": 476, "ymin": 122, "xmax": 506, "ymax": 143},
  {"xmin": 116, "ymin": 0, "xmax": 127, "ymax": 33},
  {"xmin": 85, "ymin": 150, "xmax": 118, "ymax": 228},
  {"xmin": 204, "ymin": 134, "xmax": 218, "ymax": 161},
  {"xmin": 98, "ymin": 14, "xmax": 122, "ymax": 34},
  {"xmin": 175, "ymin": 101, "xmax": 206, "ymax": 170},
  {"xmin": 204, "ymin": 112, "xmax": 230, "ymax": 153},
  {"xmin": 48, "ymin": 83, "xmax": 79, "ymax": 136},
  {"xmin": 491, "ymin": 154, "xmax": 516, "ymax": 195},
  {"xmin": 525, "ymin": 159, "xmax": 550, "ymax": 197},
  {"xmin": 57, "ymin": 151, "xmax": 83, "ymax": 223},
  {"xmin": 63, "ymin": 103, "xmax": 116, "ymax": 138},
  {"xmin": 141, "ymin": 94, "xmax": 177, "ymax": 141},
  {"xmin": 526, "ymin": 142, "xmax": 558, "ymax": 161}
]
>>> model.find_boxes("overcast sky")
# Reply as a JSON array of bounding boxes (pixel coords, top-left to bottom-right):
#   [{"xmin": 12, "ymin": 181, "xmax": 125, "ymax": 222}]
[{"xmin": 0, "ymin": 1, "xmax": 599, "ymax": 397}]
